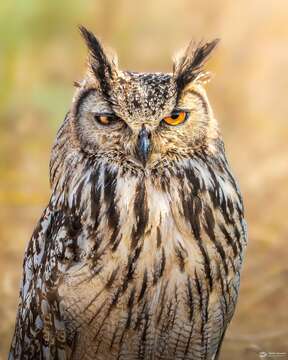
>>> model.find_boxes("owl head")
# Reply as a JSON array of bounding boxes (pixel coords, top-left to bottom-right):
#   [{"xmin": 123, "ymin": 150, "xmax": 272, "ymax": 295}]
[{"xmin": 70, "ymin": 27, "xmax": 219, "ymax": 173}]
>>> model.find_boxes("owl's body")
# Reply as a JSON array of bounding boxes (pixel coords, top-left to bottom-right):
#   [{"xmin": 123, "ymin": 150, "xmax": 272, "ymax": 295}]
[{"xmin": 10, "ymin": 28, "xmax": 247, "ymax": 360}]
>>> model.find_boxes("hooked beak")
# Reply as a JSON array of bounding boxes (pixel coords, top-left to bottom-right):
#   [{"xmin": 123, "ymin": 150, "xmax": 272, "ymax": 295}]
[{"xmin": 136, "ymin": 126, "xmax": 151, "ymax": 166}]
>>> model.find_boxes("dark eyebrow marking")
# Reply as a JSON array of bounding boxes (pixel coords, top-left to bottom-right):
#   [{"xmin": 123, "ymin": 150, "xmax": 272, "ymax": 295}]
[
  {"xmin": 180, "ymin": 89, "xmax": 209, "ymax": 115},
  {"xmin": 75, "ymin": 88, "xmax": 97, "ymax": 117},
  {"xmin": 92, "ymin": 111, "xmax": 115, "ymax": 116},
  {"xmin": 75, "ymin": 88, "xmax": 114, "ymax": 119},
  {"xmin": 172, "ymin": 107, "xmax": 192, "ymax": 113}
]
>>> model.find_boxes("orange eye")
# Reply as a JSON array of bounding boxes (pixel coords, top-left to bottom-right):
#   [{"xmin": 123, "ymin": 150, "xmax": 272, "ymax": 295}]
[
  {"xmin": 162, "ymin": 111, "xmax": 188, "ymax": 126},
  {"xmin": 94, "ymin": 114, "xmax": 118, "ymax": 126}
]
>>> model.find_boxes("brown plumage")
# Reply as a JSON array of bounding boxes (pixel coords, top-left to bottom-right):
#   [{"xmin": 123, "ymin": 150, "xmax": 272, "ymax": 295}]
[{"xmin": 9, "ymin": 27, "xmax": 247, "ymax": 360}]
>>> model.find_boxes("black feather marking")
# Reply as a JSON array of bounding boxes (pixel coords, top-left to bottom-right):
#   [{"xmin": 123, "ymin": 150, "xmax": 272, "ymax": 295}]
[
  {"xmin": 88, "ymin": 298, "xmax": 107, "ymax": 325},
  {"xmin": 91, "ymin": 287, "xmax": 122, "ymax": 331},
  {"xmin": 156, "ymin": 280, "xmax": 169, "ymax": 324},
  {"xmin": 111, "ymin": 287, "xmax": 122, "ymax": 307},
  {"xmin": 219, "ymin": 223, "xmax": 238, "ymax": 257},
  {"xmin": 126, "ymin": 287, "xmax": 136, "ymax": 329},
  {"xmin": 82, "ymin": 285, "xmax": 106, "ymax": 312},
  {"xmin": 175, "ymin": 242, "xmax": 187, "ymax": 273},
  {"xmin": 138, "ymin": 269, "xmax": 148, "ymax": 302},
  {"xmin": 190, "ymin": 195, "xmax": 202, "ymax": 238},
  {"xmin": 92, "ymin": 278, "xmax": 125, "ymax": 343},
  {"xmin": 153, "ymin": 247, "xmax": 166, "ymax": 285},
  {"xmin": 122, "ymin": 244, "xmax": 142, "ymax": 292},
  {"xmin": 117, "ymin": 287, "xmax": 137, "ymax": 349},
  {"xmin": 180, "ymin": 183, "xmax": 214, "ymax": 290},
  {"xmin": 234, "ymin": 225, "xmax": 243, "ymax": 253},
  {"xmin": 186, "ymin": 275, "xmax": 194, "ymax": 322},
  {"xmin": 131, "ymin": 182, "xmax": 149, "ymax": 249},
  {"xmin": 111, "ymin": 232, "xmax": 122, "ymax": 252},
  {"xmin": 105, "ymin": 267, "xmax": 119, "ymax": 289},
  {"xmin": 140, "ymin": 307, "xmax": 150, "ymax": 345},
  {"xmin": 109, "ymin": 324, "xmax": 120, "ymax": 350},
  {"xmin": 218, "ymin": 264, "xmax": 229, "ymax": 315},
  {"xmin": 90, "ymin": 166, "xmax": 102, "ymax": 229},
  {"xmin": 156, "ymin": 298, "xmax": 175, "ymax": 358},
  {"xmin": 194, "ymin": 270, "xmax": 203, "ymax": 315},
  {"xmin": 134, "ymin": 299, "xmax": 148, "ymax": 331},
  {"xmin": 184, "ymin": 321, "xmax": 195, "ymax": 356},
  {"xmin": 227, "ymin": 197, "xmax": 235, "ymax": 216},
  {"xmin": 203, "ymin": 212, "xmax": 229, "ymax": 276},
  {"xmin": 74, "ymin": 178, "xmax": 86, "ymax": 213},
  {"xmin": 103, "ymin": 167, "xmax": 121, "ymax": 248},
  {"xmin": 194, "ymin": 270, "xmax": 209, "ymax": 352},
  {"xmin": 204, "ymin": 205, "xmax": 215, "ymax": 232},
  {"xmin": 183, "ymin": 167, "xmax": 201, "ymax": 195},
  {"xmin": 169, "ymin": 286, "xmax": 179, "ymax": 334},
  {"xmin": 103, "ymin": 166, "xmax": 117, "ymax": 206},
  {"xmin": 156, "ymin": 225, "xmax": 162, "ymax": 248},
  {"xmin": 159, "ymin": 247, "xmax": 166, "ymax": 278}
]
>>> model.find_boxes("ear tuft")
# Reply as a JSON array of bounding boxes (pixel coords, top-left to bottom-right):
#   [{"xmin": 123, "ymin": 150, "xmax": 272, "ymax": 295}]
[
  {"xmin": 79, "ymin": 25, "xmax": 116, "ymax": 97},
  {"xmin": 173, "ymin": 39, "xmax": 219, "ymax": 92}
]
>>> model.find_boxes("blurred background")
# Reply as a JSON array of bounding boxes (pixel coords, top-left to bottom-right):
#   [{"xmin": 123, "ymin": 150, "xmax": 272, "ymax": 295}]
[{"xmin": 0, "ymin": 0, "xmax": 288, "ymax": 359}]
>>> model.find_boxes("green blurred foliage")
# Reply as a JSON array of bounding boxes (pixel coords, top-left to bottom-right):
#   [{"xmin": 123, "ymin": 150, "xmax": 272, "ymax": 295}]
[{"xmin": 1, "ymin": 0, "xmax": 288, "ymax": 358}]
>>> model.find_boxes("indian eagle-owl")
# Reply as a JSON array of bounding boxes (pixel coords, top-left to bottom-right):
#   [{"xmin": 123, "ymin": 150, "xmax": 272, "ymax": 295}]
[{"xmin": 9, "ymin": 27, "xmax": 247, "ymax": 360}]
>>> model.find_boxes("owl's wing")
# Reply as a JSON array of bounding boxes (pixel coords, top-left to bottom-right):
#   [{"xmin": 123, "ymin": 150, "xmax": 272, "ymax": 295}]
[
  {"xmin": 191, "ymin": 157, "xmax": 248, "ymax": 360},
  {"xmin": 211, "ymin": 201, "xmax": 247, "ymax": 359},
  {"xmin": 9, "ymin": 204, "xmax": 79, "ymax": 360}
]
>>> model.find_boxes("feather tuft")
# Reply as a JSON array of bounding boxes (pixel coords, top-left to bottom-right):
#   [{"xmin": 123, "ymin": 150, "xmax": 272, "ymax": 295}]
[
  {"xmin": 173, "ymin": 39, "xmax": 219, "ymax": 92},
  {"xmin": 79, "ymin": 25, "xmax": 115, "ymax": 97}
]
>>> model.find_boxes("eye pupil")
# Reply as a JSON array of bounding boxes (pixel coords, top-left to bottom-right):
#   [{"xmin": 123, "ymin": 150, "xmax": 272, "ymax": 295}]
[{"xmin": 171, "ymin": 113, "xmax": 179, "ymax": 119}]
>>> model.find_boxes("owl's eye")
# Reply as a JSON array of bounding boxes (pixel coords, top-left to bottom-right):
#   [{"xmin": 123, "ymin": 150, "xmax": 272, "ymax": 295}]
[
  {"xmin": 94, "ymin": 114, "xmax": 119, "ymax": 126},
  {"xmin": 162, "ymin": 111, "xmax": 188, "ymax": 126}
]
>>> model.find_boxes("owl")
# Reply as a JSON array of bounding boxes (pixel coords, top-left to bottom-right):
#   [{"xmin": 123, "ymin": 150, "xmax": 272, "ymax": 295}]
[{"xmin": 9, "ymin": 27, "xmax": 247, "ymax": 360}]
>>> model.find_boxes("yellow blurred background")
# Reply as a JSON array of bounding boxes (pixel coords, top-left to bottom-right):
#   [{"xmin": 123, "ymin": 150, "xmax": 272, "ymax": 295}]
[{"xmin": 1, "ymin": 0, "xmax": 288, "ymax": 359}]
